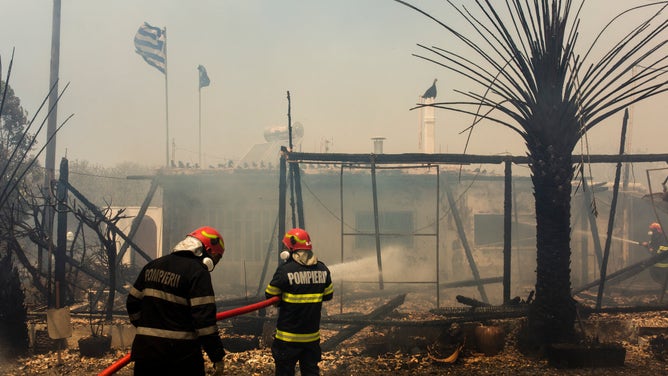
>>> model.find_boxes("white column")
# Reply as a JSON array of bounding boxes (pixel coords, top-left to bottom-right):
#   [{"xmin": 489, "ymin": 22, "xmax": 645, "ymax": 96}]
[
  {"xmin": 418, "ymin": 96, "xmax": 424, "ymax": 152},
  {"xmin": 423, "ymin": 98, "xmax": 436, "ymax": 153}
]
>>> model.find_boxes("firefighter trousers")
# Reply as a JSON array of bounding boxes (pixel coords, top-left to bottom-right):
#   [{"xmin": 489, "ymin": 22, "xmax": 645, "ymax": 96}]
[{"xmin": 271, "ymin": 338, "xmax": 321, "ymax": 376}]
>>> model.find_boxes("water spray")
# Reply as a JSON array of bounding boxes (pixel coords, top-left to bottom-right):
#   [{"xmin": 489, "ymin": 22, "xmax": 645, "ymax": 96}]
[{"xmin": 610, "ymin": 236, "xmax": 641, "ymax": 246}]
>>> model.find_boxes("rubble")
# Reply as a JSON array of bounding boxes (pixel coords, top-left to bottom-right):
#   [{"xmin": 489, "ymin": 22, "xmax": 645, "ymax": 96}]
[
  {"xmin": 2, "ymin": 285, "xmax": 668, "ymax": 375},
  {"xmin": 0, "ymin": 309, "xmax": 667, "ymax": 375}
]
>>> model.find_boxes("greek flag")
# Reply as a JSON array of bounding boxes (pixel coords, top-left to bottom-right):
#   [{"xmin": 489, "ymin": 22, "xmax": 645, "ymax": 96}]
[
  {"xmin": 198, "ymin": 65, "xmax": 210, "ymax": 88},
  {"xmin": 134, "ymin": 22, "xmax": 166, "ymax": 74}
]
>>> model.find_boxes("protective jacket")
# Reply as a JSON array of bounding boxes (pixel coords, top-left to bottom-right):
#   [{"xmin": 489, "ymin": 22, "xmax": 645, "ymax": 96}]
[
  {"xmin": 265, "ymin": 258, "xmax": 333, "ymax": 343},
  {"xmin": 649, "ymin": 244, "xmax": 668, "ymax": 283},
  {"xmin": 126, "ymin": 251, "xmax": 225, "ymax": 364}
]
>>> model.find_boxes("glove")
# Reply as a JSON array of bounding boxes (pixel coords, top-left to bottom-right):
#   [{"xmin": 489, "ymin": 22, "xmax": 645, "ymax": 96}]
[{"xmin": 213, "ymin": 360, "xmax": 224, "ymax": 376}]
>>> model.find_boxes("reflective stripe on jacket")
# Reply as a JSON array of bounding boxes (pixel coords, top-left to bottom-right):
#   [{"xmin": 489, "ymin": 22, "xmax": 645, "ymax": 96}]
[
  {"xmin": 265, "ymin": 259, "xmax": 333, "ymax": 343},
  {"xmin": 126, "ymin": 251, "xmax": 225, "ymax": 363},
  {"xmin": 655, "ymin": 245, "xmax": 668, "ymax": 268}
]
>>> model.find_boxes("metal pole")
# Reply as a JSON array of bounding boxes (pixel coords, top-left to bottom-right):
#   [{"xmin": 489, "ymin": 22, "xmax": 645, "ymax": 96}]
[
  {"xmin": 45, "ymin": 0, "xmax": 61, "ymax": 184},
  {"xmin": 44, "ymin": 0, "xmax": 61, "ymax": 307},
  {"xmin": 503, "ymin": 159, "xmax": 512, "ymax": 304},
  {"xmin": 198, "ymin": 85, "xmax": 202, "ymax": 168},
  {"xmin": 436, "ymin": 166, "xmax": 440, "ymax": 308},
  {"xmin": 370, "ymin": 158, "xmax": 384, "ymax": 290},
  {"xmin": 164, "ymin": 27, "xmax": 170, "ymax": 168},
  {"xmin": 339, "ymin": 164, "xmax": 344, "ymax": 314},
  {"xmin": 278, "ymin": 147, "xmax": 288, "ymax": 263}
]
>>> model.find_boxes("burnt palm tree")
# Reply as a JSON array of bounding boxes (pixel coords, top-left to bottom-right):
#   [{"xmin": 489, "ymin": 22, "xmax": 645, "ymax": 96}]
[{"xmin": 395, "ymin": 0, "xmax": 668, "ymax": 346}]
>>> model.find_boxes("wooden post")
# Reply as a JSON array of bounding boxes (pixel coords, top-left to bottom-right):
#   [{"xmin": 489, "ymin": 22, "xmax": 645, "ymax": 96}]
[
  {"xmin": 370, "ymin": 158, "xmax": 384, "ymax": 290},
  {"xmin": 278, "ymin": 147, "xmax": 288, "ymax": 263},
  {"xmin": 444, "ymin": 177, "xmax": 488, "ymax": 303},
  {"xmin": 292, "ymin": 163, "xmax": 305, "ymax": 229},
  {"xmin": 55, "ymin": 157, "xmax": 68, "ymax": 305},
  {"xmin": 503, "ymin": 159, "xmax": 512, "ymax": 304},
  {"xmin": 597, "ymin": 109, "xmax": 630, "ymax": 310}
]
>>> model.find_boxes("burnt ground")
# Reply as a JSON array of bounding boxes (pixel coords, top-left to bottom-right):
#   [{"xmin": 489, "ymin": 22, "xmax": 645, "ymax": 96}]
[{"xmin": 2, "ymin": 284, "xmax": 668, "ymax": 375}]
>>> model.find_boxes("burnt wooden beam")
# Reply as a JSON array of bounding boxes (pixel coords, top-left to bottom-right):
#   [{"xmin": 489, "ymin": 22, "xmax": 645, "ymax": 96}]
[
  {"xmin": 596, "ymin": 109, "xmax": 630, "ymax": 309},
  {"xmin": 456, "ymin": 295, "xmax": 492, "ymax": 308},
  {"xmin": 441, "ymin": 276, "xmax": 503, "ymax": 288},
  {"xmin": 116, "ymin": 176, "xmax": 160, "ymax": 265},
  {"xmin": 287, "ymin": 152, "xmax": 668, "ymax": 165},
  {"xmin": 579, "ymin": 305, "xmax": 668, "ymax": 315},
  {"xmin": 638, "ymin": 327, "xmax": 668, "ymax": 336},
  {"xmin": 55, "ymin": 157, "xmax": 68, "ymax": 306},
  {"xmin": 444, "ymin": 180, "xmax": 488, "ymax": 303},
  {"xmin": 241, "ymin": 310, "xmax": 528, "ymax": 326},
  {"xmin": 572, "ymin": 250, "xmax": 668, "ymax": 295},
  {"xmin": 580, "ymin": 171, "xmax": 604, "ymax": 269},
  {"xmin": 321, "ymin": 293, "xmax": 406, "ymax": 352},
  {"xmin": 62, "ymin": 180, "xmax": 151, "ymax": 262},
  {"xmin": 321, "ymin": 317, "xmax": 457, "ymax": 327}
]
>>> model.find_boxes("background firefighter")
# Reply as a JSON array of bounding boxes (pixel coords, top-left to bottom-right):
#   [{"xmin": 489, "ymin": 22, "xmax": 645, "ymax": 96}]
[
  {"xmin": 640, "ymin": 222, "xmax": 668, "ymax": 285},
  {"xmin": 265, "ymin": 228, "xmax": 334, "ymax": 376},
  {"xmin": 126, "ymin": 226, "xmax": 227, "ymax": 375}
]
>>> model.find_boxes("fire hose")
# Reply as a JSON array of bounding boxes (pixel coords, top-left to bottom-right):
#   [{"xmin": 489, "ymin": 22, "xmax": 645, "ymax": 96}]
[{"xmin": 98, "ymin": 296, "xmax": 280, "ymax": 376}]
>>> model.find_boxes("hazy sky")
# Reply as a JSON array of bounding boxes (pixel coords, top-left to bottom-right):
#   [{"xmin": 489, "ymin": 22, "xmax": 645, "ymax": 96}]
[{"xmin": 0, "ymin": 1, "xmax": 666, "ymax": 171}]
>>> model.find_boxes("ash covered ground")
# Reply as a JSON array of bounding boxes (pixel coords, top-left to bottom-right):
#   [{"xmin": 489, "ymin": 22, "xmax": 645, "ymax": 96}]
[{"xmin": 2, "ymin": 283, "xmax": 668, "ymax": 375}]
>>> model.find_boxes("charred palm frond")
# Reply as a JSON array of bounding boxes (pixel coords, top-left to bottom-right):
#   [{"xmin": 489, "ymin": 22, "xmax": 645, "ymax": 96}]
[
  {"xmin": 0, "ymin": 50, "xmax": 73, "ymax": 211},
  {"xmin": 396, "ymin": 0, "xmax": 667, "ymax": 152}
]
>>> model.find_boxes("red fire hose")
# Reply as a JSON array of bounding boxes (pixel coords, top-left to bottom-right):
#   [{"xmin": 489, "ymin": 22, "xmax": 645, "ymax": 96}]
[{"xmin": 98, "ymin": 296, "xmax": 280, "ymax": 376}]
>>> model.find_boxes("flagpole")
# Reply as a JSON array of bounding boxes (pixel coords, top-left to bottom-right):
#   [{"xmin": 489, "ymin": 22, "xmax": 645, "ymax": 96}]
[
  {"xmin": 163, "ymin": 27, "xmax": 170, "ymax": 168},
  {"xmin": 45, "ymin": 0, "xmax": 62, "ymax": 308},
  {"xmin": 196, "ymin": 65, "xmax": 209, "ymax": 168},
  {"xmin": 198, "ymin": 85, "xmax": 202, "ymax": 168}
]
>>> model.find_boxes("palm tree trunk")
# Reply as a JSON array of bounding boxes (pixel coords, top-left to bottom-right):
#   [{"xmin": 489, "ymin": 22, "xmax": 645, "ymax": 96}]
[{"xmin": 528, "ymin": 143, "xmax": 576, "ymax": 345}]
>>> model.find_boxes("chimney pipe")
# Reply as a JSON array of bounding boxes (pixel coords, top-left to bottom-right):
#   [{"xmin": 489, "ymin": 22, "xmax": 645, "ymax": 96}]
[{"xmin": 371, "ymin": 137, "xmax": 386, "ymax": 154}]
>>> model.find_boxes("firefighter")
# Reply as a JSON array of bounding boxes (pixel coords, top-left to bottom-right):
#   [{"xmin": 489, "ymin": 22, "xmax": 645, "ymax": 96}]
[
  {"xmin": 126, "ymin": 226, "xmax": 226, "ymax": 376},
  {"xmin": 265, "ymin": 228, "xmax": 334, "ymax": 376},
  {"xmin": 640, "ymin": 222, "xmax": 668, "ymax": 285}
]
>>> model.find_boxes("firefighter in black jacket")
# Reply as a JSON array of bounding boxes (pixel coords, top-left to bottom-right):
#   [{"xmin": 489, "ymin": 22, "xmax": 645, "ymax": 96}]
[
  {"xmin": 265, "ymin": 228, "xmax": 334, "ymax": 376},
  {"xmin": 126, "ymin": 226, "xmax": 226, "ymax": 375},
  {"xmin": 640, "ymin": 222, "xmax": 668, "ymax": 284}
]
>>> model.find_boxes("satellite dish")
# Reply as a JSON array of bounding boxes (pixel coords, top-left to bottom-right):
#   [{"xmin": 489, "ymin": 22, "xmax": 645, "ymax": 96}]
[{"xmin": 263, "ymin": 122, "xmax": 304, "ymax": 142}]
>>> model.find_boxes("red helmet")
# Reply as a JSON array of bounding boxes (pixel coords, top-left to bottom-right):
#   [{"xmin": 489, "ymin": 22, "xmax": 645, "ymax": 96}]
[
  {"xmin": 189, "ymin": 226, "xmax": 225, "ymax": 258},
  {"xmin": 650, "ymin": 222, "xmax": 663, "ymax": 233},
  {"xmin": 282, "ymin": 228, "xmax": 312, "ymax": 251}
]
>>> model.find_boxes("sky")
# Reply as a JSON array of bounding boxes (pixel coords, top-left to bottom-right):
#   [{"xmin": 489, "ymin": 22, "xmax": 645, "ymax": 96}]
[{"xmin": 0, "ymin": 0, "xmax": 666, "ymax": 174}]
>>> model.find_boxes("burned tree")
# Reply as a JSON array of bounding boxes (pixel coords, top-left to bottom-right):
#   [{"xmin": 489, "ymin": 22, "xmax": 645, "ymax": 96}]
[
  {"xmin": 0, "ymin": 75, "xmax": 39, "ymax": 356},
  {"xmin": 9, "ymin": 177, "xmax": 137, "ymax": 320},
  {"xmin": 395, "ymin": 0, "xmax": 668, "ymax": 347},
  {"xmin": 0, "ymin": 61, "xmax": 64, "ymax": 357},
  {"xmin": 65, "ymin": 197, "xmax": 128, "ymax": 320},
  {"xmin": 0, "ymin": 252, "xmax": 29, "ymax": 357}
]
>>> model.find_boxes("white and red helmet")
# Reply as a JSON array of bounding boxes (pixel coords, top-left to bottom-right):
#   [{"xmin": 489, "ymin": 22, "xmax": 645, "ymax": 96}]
[
  {"xmin": 189, "ymin": 226, "xmax": 225, "ymax": 264},
  {"xmin": 282, "ymin": 228, "xmax": 312, "ymax": 252},
  {"xmin": 650, "ymin": 222, "xmax": 663, "ymax": 234}
]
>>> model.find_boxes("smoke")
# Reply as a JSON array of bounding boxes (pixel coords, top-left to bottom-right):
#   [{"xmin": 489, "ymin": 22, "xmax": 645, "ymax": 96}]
[{"xmin": 328, "ymin": 245, "xmax": 435, "ymax": 283}]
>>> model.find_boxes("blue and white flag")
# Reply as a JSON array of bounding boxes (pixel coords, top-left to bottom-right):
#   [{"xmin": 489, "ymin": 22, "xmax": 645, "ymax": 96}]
[
  {"xmin": 198, "ymin": 65, "xmax": 210, "ymax": 89},
  {"xmin": 134, "ymin": 22, "xmax": 166, "ymax": 74}
]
